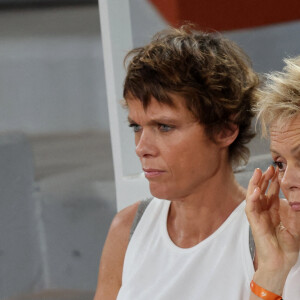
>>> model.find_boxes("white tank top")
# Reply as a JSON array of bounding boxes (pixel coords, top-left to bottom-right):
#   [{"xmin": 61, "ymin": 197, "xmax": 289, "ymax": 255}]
[{"xmin": 117, "ymin": 198, "xmax": 254, "ymax": 300}]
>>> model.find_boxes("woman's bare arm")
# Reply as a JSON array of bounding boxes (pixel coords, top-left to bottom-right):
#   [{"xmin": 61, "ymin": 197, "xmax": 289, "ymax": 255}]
[{"xmin": 93, "ymin": 202, "xmax": 140, "ymax": 300}]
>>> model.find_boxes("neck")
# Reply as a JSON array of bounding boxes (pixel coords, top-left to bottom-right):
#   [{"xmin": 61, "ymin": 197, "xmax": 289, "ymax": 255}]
[{"xmin": 167, "ymin": 164, "xmax": 245, "ymax": 248}]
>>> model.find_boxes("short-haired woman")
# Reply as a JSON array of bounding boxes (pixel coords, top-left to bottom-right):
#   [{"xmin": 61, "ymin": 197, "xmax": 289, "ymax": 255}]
[{"xmin": 95, "ymin": 26, "xmax": 261, "ymax": 299}]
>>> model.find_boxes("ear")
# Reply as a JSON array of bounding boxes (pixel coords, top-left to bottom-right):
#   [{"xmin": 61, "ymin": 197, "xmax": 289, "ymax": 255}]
[{"xmin": 215, "ymin": 122, "xmax": 239, "ymax": 148}]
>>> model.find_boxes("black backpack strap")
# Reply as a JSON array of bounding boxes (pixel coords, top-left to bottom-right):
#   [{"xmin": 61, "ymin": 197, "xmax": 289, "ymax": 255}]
[
  {"xmin": 129, "ymin": 197, "xmax": 153, "ymax": 241},
  {"xmin": 249, "ymin": 226, "xmax": 256, "ymax": 262}
]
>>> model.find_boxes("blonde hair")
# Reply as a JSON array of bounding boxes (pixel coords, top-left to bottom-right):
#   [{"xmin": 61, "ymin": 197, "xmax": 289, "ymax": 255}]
[{"xmin": 256, "ymin": 56, "xmax": 300, "ymax": 136}]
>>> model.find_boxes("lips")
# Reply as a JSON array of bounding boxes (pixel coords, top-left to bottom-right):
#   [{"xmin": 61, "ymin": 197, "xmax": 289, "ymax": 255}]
[
  {"xmin": 143, "ymin": 168, "xmax": 165, "ymax": 178},
  {"xmin": 289, "ymin": 202, "xmax": 300, "ymax": 212}
]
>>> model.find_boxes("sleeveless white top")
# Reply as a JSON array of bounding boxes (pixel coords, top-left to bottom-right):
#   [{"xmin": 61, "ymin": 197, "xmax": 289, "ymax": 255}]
[{"xmin": 117, "ymin": 198, "xmax": 254, "ymax": 299}]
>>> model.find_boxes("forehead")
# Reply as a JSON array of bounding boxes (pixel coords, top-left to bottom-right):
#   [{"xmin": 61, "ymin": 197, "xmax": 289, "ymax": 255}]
[
  {"xmin": 127, "ymin": 95, "xmax": 194, "ymax": 121},
  {"xmin": 270, "ymin": 114, "xmax": 300, "ymax": 153}
]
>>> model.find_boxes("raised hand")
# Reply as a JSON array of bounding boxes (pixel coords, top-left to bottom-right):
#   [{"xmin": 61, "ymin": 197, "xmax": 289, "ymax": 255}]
[{"xmin": 246, "ymin": 166, "xmax": 299, "ymax": 295}]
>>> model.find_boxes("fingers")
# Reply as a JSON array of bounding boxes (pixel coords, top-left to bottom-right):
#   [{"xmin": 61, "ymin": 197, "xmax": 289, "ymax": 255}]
[
  {"xmin": 267, "ymin": 168, "xmax": 280, "ymax": 209},
  {"xmin": 247, "ymin": 187, "xmax": 261, "ymax": 214},
  {"xmin": 246, "ymin": 166, "xmax": 278, "ymax": 213},
  {"xmin": 247, "ymin": 168, "xmax": 262, "ymax": 194},
  {"xmin": 246, "ymin": 169, "xmax": 262, "ymax": 217},
  {"xmin": 255, "ymin": 166, "xmax": 275, "ymax": 210},
  {"xmin": 259, "ymin": 165, "xmax": 275, "ymax": 194}
]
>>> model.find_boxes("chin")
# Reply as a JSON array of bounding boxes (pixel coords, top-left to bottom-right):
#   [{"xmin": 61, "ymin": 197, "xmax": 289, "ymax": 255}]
[{"xmin": 149, "ymin": 184, "xmax": 171, "ymax": 200}]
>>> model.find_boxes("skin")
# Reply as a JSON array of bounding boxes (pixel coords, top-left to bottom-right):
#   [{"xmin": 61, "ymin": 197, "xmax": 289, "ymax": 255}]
[
  {"xmin": 246, "ymin": 114, "xmax": 300, "ymax": 299},
  {"xmin": 270, "ymin": 115, "xmax": 300, "ymax": 213},
  {"xmin": 94, "ymin": 95, "xmax": 245, "ymax": 299}
]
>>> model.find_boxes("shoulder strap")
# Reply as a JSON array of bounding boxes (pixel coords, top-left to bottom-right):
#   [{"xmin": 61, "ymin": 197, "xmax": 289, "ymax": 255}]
[
  {"xmin": 129, "ymin": 197, "xmax": 153, "ymax": 241},
  {"xmin": 249, "ymin": 226, "xmax": 255, "ymax": 262}
]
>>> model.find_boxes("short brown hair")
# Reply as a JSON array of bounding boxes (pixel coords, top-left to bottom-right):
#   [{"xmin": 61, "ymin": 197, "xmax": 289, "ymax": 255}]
[
  {"xmin": 123, "ymin": 26, "xmax": 259, "ymax": 167},
  {"xmin": 255, "ymin": 56, "xmax": 300, "ymax": 136}
]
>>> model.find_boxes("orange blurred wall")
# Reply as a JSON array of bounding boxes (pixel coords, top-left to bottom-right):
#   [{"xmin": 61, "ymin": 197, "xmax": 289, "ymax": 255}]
[{"xmin": 149, "ymin": 0, "xmax": 300, "ymax": 31}]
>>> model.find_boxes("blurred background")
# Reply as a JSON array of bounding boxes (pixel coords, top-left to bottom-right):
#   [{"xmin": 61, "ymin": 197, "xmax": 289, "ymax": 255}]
[{"xmin": 0, "ymin": 0, "xmax": 299, "ymax": 299}]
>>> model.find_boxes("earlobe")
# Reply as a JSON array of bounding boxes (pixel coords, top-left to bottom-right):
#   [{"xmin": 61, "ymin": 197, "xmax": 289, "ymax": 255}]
[{"xmin": 216, "ymin": 123, "xmax": 239, "ymax": 147}]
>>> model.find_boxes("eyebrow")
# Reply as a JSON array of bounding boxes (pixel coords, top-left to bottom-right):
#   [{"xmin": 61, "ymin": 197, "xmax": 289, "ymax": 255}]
[
  {"xmin": 127, "ymin": 116, "xmax": 180, "ymax": 125},
  {"xmin": 270, "ymin": 148, "xmax": 279, "ymax": 156}
]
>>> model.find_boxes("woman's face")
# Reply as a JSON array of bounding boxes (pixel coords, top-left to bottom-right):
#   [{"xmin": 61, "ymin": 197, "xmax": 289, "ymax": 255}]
[
  {"xmin": 127, "ymin": 95, "xmax": 226, "ymax": 200},
  {"xmin": 270, "ymin": 113, "xmax": 300, "ymax": 211}
]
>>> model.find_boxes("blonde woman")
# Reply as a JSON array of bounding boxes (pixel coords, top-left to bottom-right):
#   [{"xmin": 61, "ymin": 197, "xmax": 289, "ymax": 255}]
[{"xmin": 246, "ymin": 56, "xmax": 300, "ymax": 300}]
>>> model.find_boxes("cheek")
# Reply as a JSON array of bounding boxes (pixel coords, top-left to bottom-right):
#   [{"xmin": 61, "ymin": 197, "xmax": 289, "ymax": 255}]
[
  {"xmin": 278, "ymin": 172, "xmax": 284, "ymax": 183},
  {"xmin": 278, "ymin": 167, "xmax": 300, "ymax": 196},
  {"xmin": 278, "ymin": 173, "xmax": 287, "ymax": 196}
]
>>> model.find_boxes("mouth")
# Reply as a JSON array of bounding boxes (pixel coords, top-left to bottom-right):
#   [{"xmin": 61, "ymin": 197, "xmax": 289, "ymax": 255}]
[
  {"xmin": 143, "ymin": 168, "xmax": 165, "ymax": 178},
  {"xmin": 289, "ymin": 202, "xmax": 300, "ymax": 212}
]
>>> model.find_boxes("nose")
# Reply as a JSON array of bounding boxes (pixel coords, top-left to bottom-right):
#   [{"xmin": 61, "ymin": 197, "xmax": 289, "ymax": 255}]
[
  {"xmin": 280, "ymin": 164, "xmax": 300, "ymax": 191},
  {"xmin": 135, "ymin": 129, "xmax": 158, "ymax": 158}
]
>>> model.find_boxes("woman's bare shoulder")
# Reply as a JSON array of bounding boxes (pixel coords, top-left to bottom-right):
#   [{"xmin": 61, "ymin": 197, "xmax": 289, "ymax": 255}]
[
  {"xmin": 93, "ymin": 201, "xmax": 141, "ymax": 300},
  {"xmin": 101, "ymin": 200, "xmax": 141, "ymax": 262},
  {"xmin": 110, "ymin": 201, "xmax": 141, "ymax": 234}
]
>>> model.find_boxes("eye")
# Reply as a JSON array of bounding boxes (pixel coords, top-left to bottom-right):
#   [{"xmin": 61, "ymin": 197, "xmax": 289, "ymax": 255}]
[
  {"xmin": 272, "ymin": 160, "xmax": 287, "ymax": 172},
  {"xmin": 158, "ymin": 124, "xmax": 173, "ymax": 132},
  {"xmin": 129, "ymin": 123, "xmax": 142, "ymax": 133}
]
